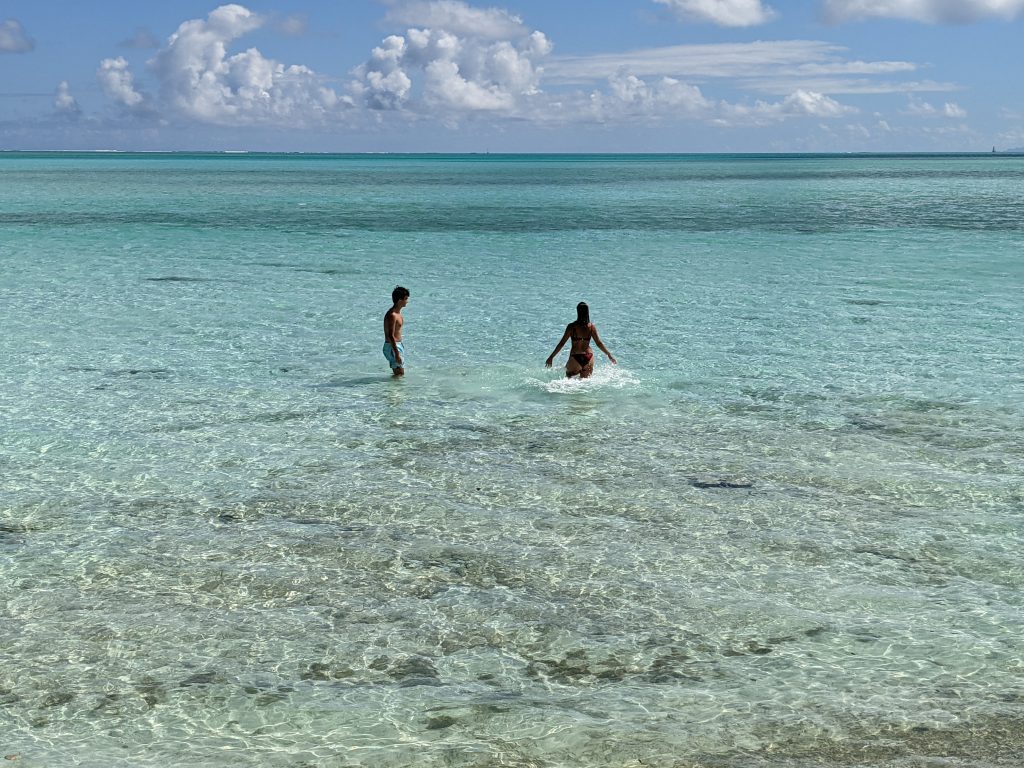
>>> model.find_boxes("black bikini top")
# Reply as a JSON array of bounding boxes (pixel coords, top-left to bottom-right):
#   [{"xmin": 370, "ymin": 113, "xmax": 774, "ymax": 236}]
[{"xmin": 571, "ymin": 322, "xmax": 592, "ymax": 341}]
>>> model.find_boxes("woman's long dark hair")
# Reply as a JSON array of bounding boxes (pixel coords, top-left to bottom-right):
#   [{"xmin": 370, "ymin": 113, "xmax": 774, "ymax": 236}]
[{"xmin": 574, "ymin": 301, "xmax": 590, "ymax": 328}]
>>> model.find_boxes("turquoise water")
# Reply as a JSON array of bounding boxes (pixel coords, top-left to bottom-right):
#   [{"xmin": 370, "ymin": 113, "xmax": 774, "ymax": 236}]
[{"xmin": 1, "ymin": 153, "xmax": 1023, "ymax": 767}]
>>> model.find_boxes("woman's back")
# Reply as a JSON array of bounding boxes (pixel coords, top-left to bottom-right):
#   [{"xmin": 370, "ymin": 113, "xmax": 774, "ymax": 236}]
[{"xmin": 569, "ymin": 321, "xmax": 592, "ymax": 351}]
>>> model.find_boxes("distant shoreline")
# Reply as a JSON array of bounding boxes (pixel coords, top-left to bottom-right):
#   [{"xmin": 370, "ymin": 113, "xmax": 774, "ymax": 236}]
[{"xmin": 2, "ymin": 149, "xmax": 1024, "ymax": 158}]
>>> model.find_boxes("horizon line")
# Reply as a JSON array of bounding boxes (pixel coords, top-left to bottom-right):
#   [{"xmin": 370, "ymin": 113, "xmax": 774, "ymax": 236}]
[{"xmin": 2, "ymin": 149, "xmax": 1021, "ymax": 156}]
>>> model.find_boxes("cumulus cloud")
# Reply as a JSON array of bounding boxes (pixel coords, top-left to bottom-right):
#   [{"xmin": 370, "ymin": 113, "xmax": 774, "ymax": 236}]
[
  {"xmin": 776, "ymin": 89, "xmax": 856, "ymax": 116},
  {"xmin": 97, "ymin": 57, "xmax": 146, "ymax": 108},
  {"xmin": 654, "ymin": 0, "xmax": 777, "ymax": 26},
  {"xmin": 823, "ymin": 0, "xmax": 1024, "ymax": 23},
  {"xmin": 580, "ymin": 71, "xmax": 854, "ymax": 126},
  {"xmin": 721, "ymin": 89, "xmax": 857, "ymax": 123},
  {"xmin": 67, "ymin": 2, "xmax": 897, "ymax": 137},
  {"xmin": 54, "ymin": 81, "xmax": 81, "ymax": 116},
  {"xmin": 904, "ymin": 96, "xmax": 968, "ymax": 117},
  {"xmin": 595, "ymin": 71, "xmax": 712, "ymax": 118},
  {"xmin": 0, "ymin": 18, "xmax": 33, "ymax": 53},
  {"xmin": 905, "ymin": 97, "xmax": 939, "ymax": 115},
  {"xmin": 357, "ymin": 35, "xmax": 414, "ymax": 109},
  {"xmin": 148, "ymin": 4, "xmax": 342, "ymax": 125},
  {"xmin": 353, "ymin": 0, "xmax": 552, "ymax": 114},
  {"xmin": 351, "ymin": 3, "xmax": 871, "ymax": 128}
]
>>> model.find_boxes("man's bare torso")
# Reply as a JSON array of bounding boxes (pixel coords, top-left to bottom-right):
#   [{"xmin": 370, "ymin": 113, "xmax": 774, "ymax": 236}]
[{"xmin": 384, "ymin": 309, "xmax": 404, "ymax": 342}]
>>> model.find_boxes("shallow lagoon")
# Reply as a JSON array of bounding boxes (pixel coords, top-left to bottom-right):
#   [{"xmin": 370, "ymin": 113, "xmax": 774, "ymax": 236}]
[{"xmin": 1, "ymin": 153, "xmax": 1022, "ymax": 766}]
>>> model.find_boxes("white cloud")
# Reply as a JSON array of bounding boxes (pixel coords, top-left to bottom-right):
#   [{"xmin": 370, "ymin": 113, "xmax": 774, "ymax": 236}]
[
  {"xmin": 904, "ymin": 96, "xmax": 937, "ymax": 115},
  {"xmin": 943, "ymin": 101, "xmax": 967, "ymax": 118},
  {"xmin": 0, "ymin": 18, "xmax": 33, "ymax": 53},
  {"xmin": 545, "ymin": 41, "xmax": 903, "ymax": 83},
  {"xmin": 97, "ymin": 57, "xmax": 145, "ymax": 108},
  {"xmin": 384, "ymin": 0, "xmax": 528, "ymax": 39},
  {"xmin": 594, "ymin": 71, "xmax": 712, "ymax": 118},
  {"xmin": 777, "ymin": 89, "xmax": 856, "ymax": 116},
  {"xmin": 352, "ymin": 1, "xmax": 552, "ymax": 115},
  {"xmin": 904, "ymin": 96, "xmax": 968, "ymax": 118},
  {"xmin": 748, "ymin": 77, "xmax": 958, "ymax": 95},
  {"xmin": 581, "ymin": 73, "xmax": 853, "ymax": 126},
  {"xmin": 350, "ymin": 6, "xmax": 879, "ymax": 129},
  {"xmin": 655, "ymin": 0, "xmax": 777, "ymax": 26},
  {"xmin": 823, "ymin": 0, "xmax": 1024, "ymax": 23},
  {"xmin": 544, "ymin": 40, "xmax": 947, "ymax": 98},
  {"xmin": 424, "ymin": 58, "xmax": 516, "ymax": 110},
  {"xmin": 792, "ymin": 59, "xmax": 916, "ymax": 76},
  {"xmin": 54, "ymin": 81, "xmax": 81, "ymax": 116},
  {"xmin": 715, "ymin": 89, "xmax": 856, "ymax": 125},
  {"xmin": 358, "ymin": 35, "xmax": 414, "ymax": 109},
  {"xmin": 66, "ymin": 2, "xmax": 933, "ymax": 139},
  {"xmin": 148, "ymin": 4, "xmax": 342, "ymax": 125}
]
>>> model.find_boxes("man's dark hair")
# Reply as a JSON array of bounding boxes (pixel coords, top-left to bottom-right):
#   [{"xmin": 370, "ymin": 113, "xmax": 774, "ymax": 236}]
[{"xmin": 392, "ymin": 286, "xmax": 410, "ymax": 303}]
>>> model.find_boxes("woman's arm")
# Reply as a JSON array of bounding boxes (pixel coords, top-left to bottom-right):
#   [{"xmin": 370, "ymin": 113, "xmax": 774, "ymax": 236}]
[
  {"xmin": 591, "ymin": 325, "xmax": 617, "ymax": 364},
  {"xmin": 545, "ymin": 326, "xmax": 572, "ymax": 367}
]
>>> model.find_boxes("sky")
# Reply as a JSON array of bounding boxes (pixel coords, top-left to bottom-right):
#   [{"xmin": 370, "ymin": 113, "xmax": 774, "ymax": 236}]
[{"xmin": 1, "ymin": 0, "xmax": 1023, "ymax": 152}]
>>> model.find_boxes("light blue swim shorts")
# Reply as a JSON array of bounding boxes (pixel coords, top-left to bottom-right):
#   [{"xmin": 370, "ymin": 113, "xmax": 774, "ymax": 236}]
[{"xmin": 383, "ymin": 341, "xmax": 406, "ymax": 370}]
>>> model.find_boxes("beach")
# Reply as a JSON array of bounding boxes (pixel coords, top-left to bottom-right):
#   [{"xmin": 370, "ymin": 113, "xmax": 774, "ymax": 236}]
[{"xmin": 1, "ymin": 152, "xmax": 1022, "ymax": 767}]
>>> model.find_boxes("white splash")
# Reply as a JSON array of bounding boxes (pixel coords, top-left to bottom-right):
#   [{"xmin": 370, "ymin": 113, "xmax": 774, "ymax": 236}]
[{"xmin": 535, "ymin": 365, "xmax": 640, "ymax": 394}]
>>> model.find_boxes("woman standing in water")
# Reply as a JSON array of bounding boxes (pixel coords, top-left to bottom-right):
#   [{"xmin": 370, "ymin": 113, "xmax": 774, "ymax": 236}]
[{"xmin": 545, "ymin": 301, "xmax": 617, "ymax": 378}]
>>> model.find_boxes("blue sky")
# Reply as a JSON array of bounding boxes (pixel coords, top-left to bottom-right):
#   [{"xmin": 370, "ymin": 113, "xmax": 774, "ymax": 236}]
[{"xmin": 2, "ymin": 0, "xmax": 1022, "ymax": 152}]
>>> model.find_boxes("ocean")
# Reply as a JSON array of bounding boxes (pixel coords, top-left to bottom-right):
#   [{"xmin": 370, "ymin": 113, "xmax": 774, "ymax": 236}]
[{"xmin": 1, "ymin": 152, "xmax": 1022, "ymax": 767}]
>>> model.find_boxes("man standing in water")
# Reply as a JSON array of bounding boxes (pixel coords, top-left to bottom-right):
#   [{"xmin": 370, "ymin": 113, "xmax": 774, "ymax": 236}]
[{"xmin": 383, "ymin": 286, "xmax": 409, "ymax": 377}]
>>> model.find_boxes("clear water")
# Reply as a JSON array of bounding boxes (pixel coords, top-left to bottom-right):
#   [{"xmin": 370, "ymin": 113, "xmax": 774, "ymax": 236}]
[{"xmin": 2, "ymin": 152, "xmax": 1023, "ymax": 767}]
